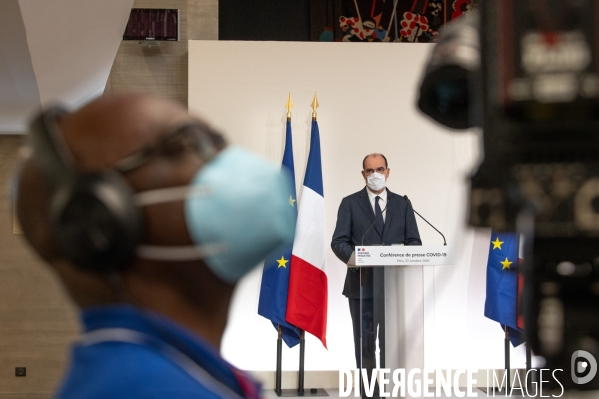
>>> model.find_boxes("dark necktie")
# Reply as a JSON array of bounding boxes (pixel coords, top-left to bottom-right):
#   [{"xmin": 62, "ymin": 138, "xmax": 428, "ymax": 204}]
[{"xmin": 375, "ymin": 196, "xmax": 384, "ymax": 236}]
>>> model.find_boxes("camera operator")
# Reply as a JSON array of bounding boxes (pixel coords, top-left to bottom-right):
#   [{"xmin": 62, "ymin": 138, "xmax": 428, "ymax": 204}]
[{"xmin": 15, "ymin": 93, "xmax": 295, "ymax": 399}]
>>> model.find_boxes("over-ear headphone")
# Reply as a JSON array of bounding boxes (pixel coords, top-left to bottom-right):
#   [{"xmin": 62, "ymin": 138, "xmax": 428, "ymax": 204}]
[{"xmin": 28, "ymin": 106, "xmax": 143, "ymax": 273}]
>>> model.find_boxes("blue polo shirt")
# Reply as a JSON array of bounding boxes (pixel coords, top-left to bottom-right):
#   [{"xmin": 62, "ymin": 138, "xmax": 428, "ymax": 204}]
[{"xmin": 55, "ymin": 305, "xmax": 261, "ymax": 399}]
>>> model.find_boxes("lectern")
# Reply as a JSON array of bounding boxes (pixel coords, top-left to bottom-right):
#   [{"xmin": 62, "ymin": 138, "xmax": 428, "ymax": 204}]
[{"xmin": 347, "ymin": 245, "xmax": 455, "ymax": 396}]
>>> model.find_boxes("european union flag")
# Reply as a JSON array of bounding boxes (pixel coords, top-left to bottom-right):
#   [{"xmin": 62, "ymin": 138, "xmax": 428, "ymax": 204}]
[
  {"xmin": 484, "ymin": 232, "xmax": 524, "ymax": 347},
  {"xmin": 257, "ymin": 119, "xmax": 301, "ymax": 347}
]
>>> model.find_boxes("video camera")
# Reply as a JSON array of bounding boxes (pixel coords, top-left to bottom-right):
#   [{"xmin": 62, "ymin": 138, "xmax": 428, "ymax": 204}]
[{"xmin": 418, "ymin": 0, "xmax": 599, "ymax": 392}]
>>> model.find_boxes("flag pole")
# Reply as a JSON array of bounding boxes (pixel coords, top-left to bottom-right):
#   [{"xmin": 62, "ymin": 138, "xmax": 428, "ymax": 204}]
[
  {"xmin": 276, "ymin": 94, "xmax": 291, "ymax": 398},
  {"xmin": 299, "ymin": 330, "xmax": 305, "ymax": 394},
  {"xmin": 276, "ymin": 325, "xmax": 283, "ymax": 395},
  {"xmin": 526, "ymin": 341, "xmax": 532, "ymax": 392},
  {"xmin": 286, "ymin": 92, "xmax": 293, "ymax": 120},
  {"xmin": 505, "ymin": 325, "xmax": 511, "ymax": 394},
  {"xmin": 311, "ymin": 92, "xmax": 319, "ymax": 121},
  {"xmin": 297, "ymin": 94, "xmax": 314, "ymax": 397}
]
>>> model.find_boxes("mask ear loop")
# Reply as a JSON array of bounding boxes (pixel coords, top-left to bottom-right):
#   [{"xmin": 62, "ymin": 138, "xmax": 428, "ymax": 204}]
[
  {"xmin": 133, "ymin": 183, "xmax": 226, "ymax": 262},
  {"xmin": 134, "ymin": 185, "xmax": 212, "ymax": 207},
  {"xmin": 136, "ymin": 243, "xmax": 227, "ymax": 262}
]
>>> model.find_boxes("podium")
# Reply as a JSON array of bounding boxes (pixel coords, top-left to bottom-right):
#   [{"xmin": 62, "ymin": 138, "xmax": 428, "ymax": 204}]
[{"xmin": 347, "ymin": 245, "xmax": 455, "ymax": 396}]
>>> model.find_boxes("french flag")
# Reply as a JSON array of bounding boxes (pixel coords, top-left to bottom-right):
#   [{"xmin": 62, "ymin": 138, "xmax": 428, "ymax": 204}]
[{"xmin": 286, "ymin": 118, "xmax": 328, "ymax": 348}]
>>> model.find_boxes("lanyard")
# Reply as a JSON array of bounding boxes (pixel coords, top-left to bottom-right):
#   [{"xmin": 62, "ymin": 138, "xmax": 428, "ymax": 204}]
[{"xmin": 79, "ymin": 328, "xmax": 252, "ymax": 399}]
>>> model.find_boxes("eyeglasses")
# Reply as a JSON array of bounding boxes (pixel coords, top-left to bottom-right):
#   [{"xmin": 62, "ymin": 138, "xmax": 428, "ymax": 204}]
[
  {"xmin": 114, "ymin": 123, "xmax": 225, "ymax": 173},
  {"xmin": 363, "ymin": 167, "xmax": 387, "ymax": 176}
]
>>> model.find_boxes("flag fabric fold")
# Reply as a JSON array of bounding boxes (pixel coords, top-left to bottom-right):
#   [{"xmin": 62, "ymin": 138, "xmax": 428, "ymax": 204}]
[
  {"xmin": 484, "ymin": 231, "xmax": 524, "ymax": 347},
  {"xmin": 286, "ymin": 118, "xmax": 328, "ymax": 348},
  {"xmin": 257, "ymin": 119, "xmax": 301, "ymax": 348}
]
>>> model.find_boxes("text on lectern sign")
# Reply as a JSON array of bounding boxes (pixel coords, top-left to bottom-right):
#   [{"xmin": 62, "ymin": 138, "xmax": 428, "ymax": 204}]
[{"xmin": 354, "ymin": 245, "xmax": 455, "ymax": 266}]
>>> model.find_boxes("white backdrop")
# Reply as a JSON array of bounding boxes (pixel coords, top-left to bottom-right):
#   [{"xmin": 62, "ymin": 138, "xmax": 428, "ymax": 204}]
[{"xmin": 188, "ymin": 40, "xmax": 530, "ymax": 372}]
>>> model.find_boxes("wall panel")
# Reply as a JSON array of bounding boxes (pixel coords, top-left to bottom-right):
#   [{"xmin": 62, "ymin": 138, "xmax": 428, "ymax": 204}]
[
  {"xmin": 0, "ymin": 136, "xmax": 79, "ymax": 396},
  {"xmin": 106, "ymin": 0, "xmax": 218, "ymax": 105},
  {"xmin": 188, "ymin": 40, "xmax": 530, "ymax": 373}
]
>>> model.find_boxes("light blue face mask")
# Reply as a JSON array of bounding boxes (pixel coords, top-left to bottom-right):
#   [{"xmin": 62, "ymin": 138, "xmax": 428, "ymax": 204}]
[{"xmin": 134, "ymin": 146, "xmax": 296, "ymax": 283}]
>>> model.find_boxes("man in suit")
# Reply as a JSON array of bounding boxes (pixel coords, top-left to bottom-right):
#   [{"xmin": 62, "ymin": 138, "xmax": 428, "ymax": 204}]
[{"xmin": 331, "ymin": 153, "xmax": 421, "ymax": 397}]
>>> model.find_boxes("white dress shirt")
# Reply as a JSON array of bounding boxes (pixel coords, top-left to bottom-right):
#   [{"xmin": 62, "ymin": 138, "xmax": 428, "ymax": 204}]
[{"xmin": 366, "ymin": 187, "xmax": 387, "ymax": 222}]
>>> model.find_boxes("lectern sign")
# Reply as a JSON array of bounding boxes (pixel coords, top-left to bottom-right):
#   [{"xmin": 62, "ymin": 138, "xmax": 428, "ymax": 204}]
[{"xmin": 353, "ymin": 245, "xmax": 455, "ymax": 267}]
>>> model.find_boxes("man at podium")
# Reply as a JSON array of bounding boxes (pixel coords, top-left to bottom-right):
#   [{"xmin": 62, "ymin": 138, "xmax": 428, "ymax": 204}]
[{"xmin": 331, "ymin": 153, "xmax": 421, "ymax": 397}]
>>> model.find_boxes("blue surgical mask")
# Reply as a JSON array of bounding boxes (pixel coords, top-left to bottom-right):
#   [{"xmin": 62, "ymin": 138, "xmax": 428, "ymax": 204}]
[{"xmin": 134, "ymin": 146, "xmax": 295, "ymax": 283}]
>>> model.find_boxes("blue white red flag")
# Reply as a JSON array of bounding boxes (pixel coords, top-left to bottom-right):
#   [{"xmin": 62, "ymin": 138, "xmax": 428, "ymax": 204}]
[{"xmin": 286, "ymin": 118, "xmax": 328, "ymax": 348}]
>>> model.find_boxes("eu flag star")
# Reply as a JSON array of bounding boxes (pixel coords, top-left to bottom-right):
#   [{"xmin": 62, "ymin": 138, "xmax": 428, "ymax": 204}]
[
  {"xmin": 289, "ymin": 196, "xmax": 296, "ymax": 207},
  {"xmin": 501, "ymin": 257, "xmax": 513, "ymax": 270},
  {"xmin": 277, "ymin": 256, "xmax": 289, "ymax": 268},
  {"xmin": 492, "ymin": 237, "xmax": 504, "ymax": 250}
]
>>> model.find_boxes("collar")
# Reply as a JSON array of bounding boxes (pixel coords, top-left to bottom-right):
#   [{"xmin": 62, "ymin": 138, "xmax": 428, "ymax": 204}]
[
  {"xmin": 366, "ymin": 187, "xmax": 388, "ymax": 203},
  {"xmin": 80, "ymin": 304, "xmax": 259, "ymax": 398}
]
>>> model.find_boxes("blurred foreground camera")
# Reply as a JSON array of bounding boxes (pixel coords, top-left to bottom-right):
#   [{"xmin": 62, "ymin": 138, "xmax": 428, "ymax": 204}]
[
  {"xmin": 417, "ymin": 12, "xmax": 480, "ymax": 130},
  {"xmin": 418, "ymin": 0, "xmax": 599, "ymax": 392}
]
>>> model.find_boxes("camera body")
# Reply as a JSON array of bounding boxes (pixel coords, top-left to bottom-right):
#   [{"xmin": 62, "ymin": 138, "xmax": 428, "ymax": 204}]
[{"xmin": 419, "ymin": 0, "xmax": 599, "ymax": 391}]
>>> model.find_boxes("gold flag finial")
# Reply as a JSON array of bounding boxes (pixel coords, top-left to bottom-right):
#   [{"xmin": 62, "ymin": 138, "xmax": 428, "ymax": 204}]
[
  {"xmin": 285, "ymin": 92, "xmax": 294, "ymax": 119},
  {"xmin": 311, "ymin": 92, "xmax": 319, "ymax": 120}
]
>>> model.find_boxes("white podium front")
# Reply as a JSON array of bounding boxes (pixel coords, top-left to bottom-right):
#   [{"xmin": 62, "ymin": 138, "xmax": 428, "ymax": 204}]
[
  {"xmin": 347, "ymin": 245, "xmax": 454, "ymax": 398},
  {"xmin": 349, "ymin": 245, "xmax": 455, "ymax": 267}
]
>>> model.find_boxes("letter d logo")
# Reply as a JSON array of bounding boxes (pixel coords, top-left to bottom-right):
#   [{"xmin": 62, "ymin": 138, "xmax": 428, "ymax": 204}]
[{"xmin": 571, "ymin": 350, "xmax": 597, "ymax": 384}]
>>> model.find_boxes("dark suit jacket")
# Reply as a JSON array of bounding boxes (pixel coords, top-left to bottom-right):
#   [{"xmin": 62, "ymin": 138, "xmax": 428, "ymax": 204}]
[{"xmin": 331, "ymin": 187, "xmax": 422, "ymax": 299}]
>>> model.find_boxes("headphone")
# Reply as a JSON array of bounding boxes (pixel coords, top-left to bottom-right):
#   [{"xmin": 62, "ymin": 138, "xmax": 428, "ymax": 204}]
[{"xmin": 28, "ymin": 107, "xmax": 143, "ymax": 273}]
